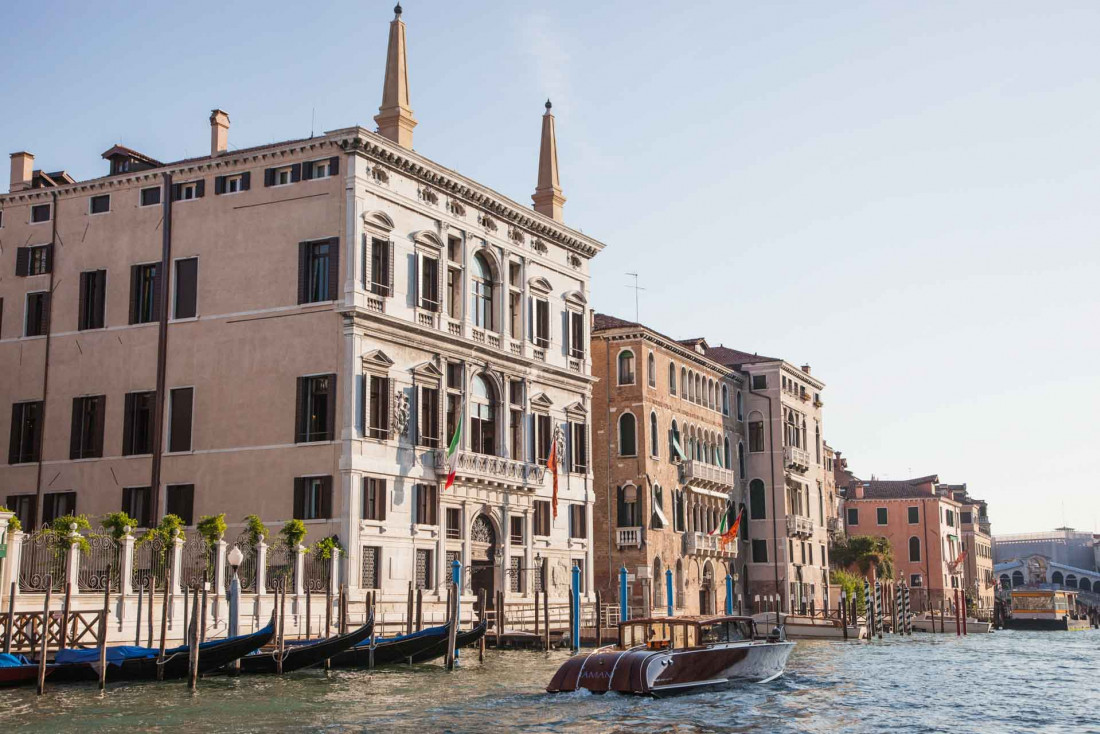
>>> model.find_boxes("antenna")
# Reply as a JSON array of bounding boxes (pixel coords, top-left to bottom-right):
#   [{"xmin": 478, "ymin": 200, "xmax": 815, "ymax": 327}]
[
  {"xmin": 626, "ymin": 272, "xmax": 646, "ymax": 322},
  {"xmin": 311, "ymin": 107, "xmax": 316, "ymax": 138}
]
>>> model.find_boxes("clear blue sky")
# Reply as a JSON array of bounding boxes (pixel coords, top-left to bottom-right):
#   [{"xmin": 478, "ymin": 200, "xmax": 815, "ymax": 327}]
[{"xmin": 3, "ymin": 1, "xmax": 1098, "ymax": 534}]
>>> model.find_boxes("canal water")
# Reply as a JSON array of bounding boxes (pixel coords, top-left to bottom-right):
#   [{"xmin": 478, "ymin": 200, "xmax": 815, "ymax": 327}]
[{"xmin": 2, "ymin": 629, "xmax": 1097, "ymax": 733}]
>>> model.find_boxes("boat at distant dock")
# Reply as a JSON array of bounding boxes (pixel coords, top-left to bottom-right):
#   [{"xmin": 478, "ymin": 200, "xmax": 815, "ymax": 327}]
[
  {"xmin": 1004, "ymin": 588, "xmax": 1091, "ymax": 631},
  {"xmin": 751, "ymin": 612, "xmax": 864, "ymax": 639}
]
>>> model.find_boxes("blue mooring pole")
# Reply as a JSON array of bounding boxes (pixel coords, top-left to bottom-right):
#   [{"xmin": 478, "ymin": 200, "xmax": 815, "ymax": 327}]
[
  {"xmin": 725, "ymin": 574, "xmax": 734, "ymax": 615},
  {"xmin": 619, "ymin": 566, "xmax": 628, "ymax": 624},
  {"xmin": 451, "ymin": 559, "xmax": 462, "ymax": 660},
  {"xmin": 665, "ymin": 568, "xmax": 674, "ymax": 618},
  {"xmin": 571, "ymin": 564, "xmax": 581, "ymax": 651}
]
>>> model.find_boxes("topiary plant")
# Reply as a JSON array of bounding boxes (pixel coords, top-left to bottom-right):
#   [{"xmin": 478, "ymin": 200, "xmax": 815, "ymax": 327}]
[
  {"xmin": 196, "ymin": 514, "xmax": 227, "ymax": 545},
  {"xmin": 243, "ymin": 514, "xmax": 268, "ymax": 547},
  {"xmin": 311, "ymin": 535, "xmax": 344, "ymax": 560},
  {"xmin": 138, "ymin": 514, "xmax": 185, "ymax": 547},
  {"xmin": 101, "ymin": 511, "xmax": 138, "ymax": 540},
  {"xmin": 0, "ymin": 506, "xmax": 21, "ymax": 534},
  {"xmin": 50, "ymin": 514, "xmax": 92, "ymax": 553},
  {"xmin": 280, "ymin": 519, "xmax": 307, "ymax": 549}
]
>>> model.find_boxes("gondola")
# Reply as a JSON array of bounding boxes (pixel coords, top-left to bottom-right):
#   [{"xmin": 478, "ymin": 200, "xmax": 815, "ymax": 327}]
[
  {"xmin": 408, "ymin": 618, "xmax": 488, "ymax": 664},
  {"xmin": 233, "ymin": 614, "xmax": 374, "ymax": 675},
  {"xmin": 328, "ymin": 618, "xmax": 455, "ymax": 668},
  {"xmin": 47, "ymin": 616, "xmax": 276, "ymax": 683},
  {"xmin": 0, "ymin": 653, "xmax": 47, "ymax": 688}
]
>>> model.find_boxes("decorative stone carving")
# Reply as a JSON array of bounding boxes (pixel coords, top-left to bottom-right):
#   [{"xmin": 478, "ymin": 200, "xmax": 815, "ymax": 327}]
[
  {"xmin": 508, "ymin": 225, "xmax": 525, "ymax": 245},
  {"xmin": 418, "ymin": 186, "xmax": 439, "ymax": 205},
  {"xmin": 568, "ymin": 254, "xmax": 582, "ymax": 269},
  {"xmin": 447, "ymin": 199, "xmax": 466, "ymax": 217},
  {"xmin": 553, "ymin": 425, "xmax": 566, "ymax": 465},
  {"xmin": 371, "ymin": 166, "xmax": 390, "ymax": 184},
  {"xmin": 531, "ymin": 238, "xmax": 548, "ymax": 255},
  {"xmin": 393, "ymin": 390, "xmax": 410, "ymax": 437},
  {"xmin": 478, "ymin": 212, "xmax": 498, "ymax": 232}
]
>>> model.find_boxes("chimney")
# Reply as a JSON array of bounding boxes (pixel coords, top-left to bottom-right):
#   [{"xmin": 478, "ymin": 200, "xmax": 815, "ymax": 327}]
[
  {"xmin": 853, "ymin": 484, "xmax": 865, "ymax": 499},
  {"xmin": 532, "ymin": 99, "xmax": 566, "ymax": 222},
  {"xmin": 9, "ymin": 151, "xmax": 34, "ymax": 192},
  {"xmin": 375, "ymin": 4, "xmax": 417, "ymax": 148},
  {"xmin": 210, "ymin": 109, "xmax": 230, "ymax": 156},
  {"xmin": 801, "ymin": 364, "xmax": 811, "ymax": 375}
]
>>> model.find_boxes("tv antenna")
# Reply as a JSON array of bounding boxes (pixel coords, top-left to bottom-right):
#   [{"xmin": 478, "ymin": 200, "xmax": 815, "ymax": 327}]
[{"xmin": 626, "ymin": 272, "xmax": 645, "ymax": 322}]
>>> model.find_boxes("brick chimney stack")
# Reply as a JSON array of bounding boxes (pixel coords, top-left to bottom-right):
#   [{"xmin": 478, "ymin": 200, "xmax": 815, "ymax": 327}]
[
  {"xmin": 210, "ymin": 109, "xmax": 230, "ymax": 156},
  {"xmin": 9, "ymin": 151, "xmax": 34, "ymax": 192},
  {"xmin": 801, "ymin": 364, "xmax": 811, "ymax": 375}
]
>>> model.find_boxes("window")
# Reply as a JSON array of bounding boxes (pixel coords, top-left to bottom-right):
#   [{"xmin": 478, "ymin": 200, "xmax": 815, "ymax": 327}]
[
  {"xmin": 908, "ymin": 506, "xmax": 919, "ymax": 524},
  {"xmin": 569, "ymin": 421, "xmax": 587, "ymax": 472},
  {"xmin": 533, "ymin": 500, "xmax": 551, "ymax": 536},
  {"xmin": 446, "ymin": 362, "xmax": 463, "ymax": 445},
  {"xmin": 569, "ymin": 504, "xmax": 587, "ymax": 539},
  {"xmin": 533, "ymin": 298, "xmax": 549, "ymax": 347},
  {"xmin": 748, "ymin": 420, "xmax": 764, "ymax": 452},
  {"xmin": 749, "ymin": 479, "xmax": 767, "ymax": 520},
  {"xmin": 961, "ymin": 511, "xmax": 972, "ymax": 525},
  {"xmin": 122, "ymin": 487, "xmax": 152, "ymax": 528},
  {"xmin": 362, "ymin": 477, "xmax": 387, "ymax": 521},
  {"xmin": 847, "ymin": 507, "xmax": 859, "ymax": 526},
  {"xmin": 298, "ymin": 239, "xmax": 337, "ymax": 304},
  {"xmin": 470, "ymin": 375, "xmax": 497, "ymax": 456},
  {"xmin": 909, "ymin": 536, "xmax": 921, "ymax": 563},
  {"xmin": 24, "ymin": 291, "xmax": 50, "ymax": 336},
  {"xmin": 508, "ymin": 290, "xmax": 522, "ymax": 340},
  {"xmin": 535, "ymin": 413, "xmax": 552, "ymax": 466},
  {"xmin": 166, "ymin": 484, "xmax": 195, "ymax": 525},
  {"xmin": 419, "ymin": 386, "xmax": 439, "ymax": 447},
  {"xmin": 722, "ymin": 385, "xmax": 729, "ymax": 415},
  {"xmin": 140, "ymin": 187, "xmax": 161, "ymax": 207},
  {"xmin": 168, "ymin": 387, "xmax": 193, "ymax": 453},
  {"xmin": 751, "ymin": 374, "xmax": 767, "ymax": 390},
  {"xmin": 510, "ymin": 516, "xmax": 524, "ymax": 544},
  {"xmin": 31, "ymin": 203, "xmax": 51, "ymax": 223},
  {"xmin": 569, "ymin": 311, "xmax": 584, "ymax": 358},
  {"xmin": 16, "ymin": 245, "xmax": 52, "ymax": 277},
  {"xmin": 736, "ymin": 391, "xmax": 744, "ymax": 420},
  {"xmin": 414, "ymin": 484, "xmax": 438, "ymax": 525},
  {"xmin": 910, "ymin": 574, "xmax": 923, "ymax": 587},
  {"xmin": 752, "ymin": 539, "xmax": 769, "ymax": 563},
  {"xmin": 618, "ymin": 412, "xmax": 636, "ymax": 456},
  {"xmin": 649, "ymin": 412, "xmax": 659, "ymax": 457},
  {"xmin": 294, "ymin": 476, "xmax": 332, "ymax": 520},
  {"xmin": 296, "ymin": 374, "xmax": 336, "ymax": 442},
  {"xmin": 616, "ymin": 485, "xmax": 639, "ymax": 527},
  {"xmin": 5, "ymin": 494, "xmax": 36, "ymax": 531},
  {"xmin": 945, "ymin": 509, "xmax": 955, "ymax": 527},
  {"xmin": 174, "ymin": 258, "xmax": 198, "ymax": 319},
  {"xmin": 361, "ymin": 546, "xmax": 381, "ymax": 589},
  {"xmin": 876, "ymin": 507, "xmax": 888, "ymax": 525},
  {"xmin": 89, "ymin": 194, "xmax": 110, "ymax": 214},
  {"xmin": 415, "ymin": 548, "xmax": 432, "ymax": 590},
  {"xmin": 129, "ymin": 263, "xmax": 159, "ymax": 324},
  {"xmin": 471, "ymin": 254, "xmax": 495, "ymax": 330},
  {"xmin": 617, "ymin": 350, "xmax": 635, "ymax": 385},
  {"xmin": 9, "ymin": 401, "xmax": 44, "ymax": 463},
  {"xmin": 78, "ymin": 270, "xmax": 107, "ymax": 330},
  {"xmin": 738, "ymin": 441, "xmax": 746, "ymax": 478},
  {"xmin": 42, "ymin": 492, "xmax": 76, "ymax": 525},
  {"xmin": 214, "ymin": 173, "xmax": 250, "ymax": 195},
  {"xmin": 446, "ymin": 507, "xmax": 461, "ymax": 539},
  {"xmin": 304, "ymin": 157, "xmax": 338, "ymax": 180},
  {"xmin": 264, "ymin": 164, "xmax": 301, "ymax": 187},
  {"xmin": 369, "ymin": 238, "xmax": 392, "ymax": 296},
  {"xmin": 509, "ymin": 556, "xmax": 522, "ymax": 593},
  {"xmin": 70, "ymin": 395, "xmax": 105, "ymax": 459},
  {"xmin": 420, "ymin": 255, "xmax": 439, "ymax": 311},
  {"xmin": 647, "ymin": 353, "xmax": 656, "ymax": 387},
  {"xmin": 669, "ymin": 363, "xmax": 677, "ymax": 395},
  {"xmin": 367, "ymin": 374, "xmax": 390, "ymax": 440},
  {"xmin": 122, "ymin": 391, "xmax": 155, "ymax": 455},
  {"xmin": 447, "ymin": 265, "xmax": 462, "ymax": 317},
  {"xmin": 509, "ymin": 381, "xmax": 524, "ymax": 461}
]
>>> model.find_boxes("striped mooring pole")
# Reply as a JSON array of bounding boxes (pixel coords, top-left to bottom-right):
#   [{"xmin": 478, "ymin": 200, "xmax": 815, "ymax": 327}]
[
  {"xmin": 903, "ymin": 584, "xmax": 912, "ymax": 635},
  {"xmin": 863, "ymin": 580, "xmax": 871, "ymax": 639},
  {"xmin": 874, "ymin": 581, "xmax": 883, "ymax": 639}
]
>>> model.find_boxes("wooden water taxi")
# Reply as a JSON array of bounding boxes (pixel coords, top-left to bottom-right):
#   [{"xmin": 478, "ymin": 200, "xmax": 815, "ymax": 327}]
[
  {"xmin": 750, "ymin": 612, "xmax": 863, "ymax": 639},
  {"xmin": 1005, "ymin": 589, "xmax": 1091, "ymax": 631}
]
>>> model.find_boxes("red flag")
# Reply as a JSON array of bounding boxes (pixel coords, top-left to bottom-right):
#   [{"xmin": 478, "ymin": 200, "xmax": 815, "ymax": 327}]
[{"xmin": 548, "ymin": 438, "xmax": 559, "ymax": 518}]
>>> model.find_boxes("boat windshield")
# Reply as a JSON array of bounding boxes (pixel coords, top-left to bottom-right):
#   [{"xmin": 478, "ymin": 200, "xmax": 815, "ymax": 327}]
[{"xmin": 699, "ymin": 620, "xmax": 754, "ymax": 644}]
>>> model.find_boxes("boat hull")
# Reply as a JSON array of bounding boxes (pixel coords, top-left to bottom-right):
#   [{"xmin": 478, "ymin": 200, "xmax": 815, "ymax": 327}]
[
  {"xmin": 0, "ymin": 665, "xmax": 47, "ymax": 688},
  {"xmin": 235, "ymin": 616, "xmax": 374, "ymax": 675},
  {"xmin": 1004, "ymin": 616, "xmax": 1091, "ymax": 632},
  {"xmin": 910, "ymin": 617, "xmax": 993, "ymax": 634},
  {"xmin": 329, "ymin": 621, "xmax": 454, "ymax": 668}
]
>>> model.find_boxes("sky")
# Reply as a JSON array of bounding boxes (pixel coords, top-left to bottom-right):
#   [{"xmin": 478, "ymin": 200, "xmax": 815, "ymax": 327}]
[{"xmin": 2, "ymin": 1, "xmax": 1098, "ymax": 534}]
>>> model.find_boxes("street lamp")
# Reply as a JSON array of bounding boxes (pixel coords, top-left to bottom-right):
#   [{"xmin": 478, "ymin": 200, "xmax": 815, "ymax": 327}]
[
  {"xmin": 228, "ymin": 545, "xmax": 244, "ymax": 574},
  {"xmin": 227, "ymin": 545, "xmax": 244, "ymax": 661}
]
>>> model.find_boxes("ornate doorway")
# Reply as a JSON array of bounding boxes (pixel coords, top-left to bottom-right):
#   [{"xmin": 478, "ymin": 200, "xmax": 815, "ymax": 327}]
[
  {"xmin": 470, "ymin": 514, "xmax": 497, "ymax": 609},
  {"xmin": 700, "ymin": 561, "xmax": 714, "ymax": 615}
]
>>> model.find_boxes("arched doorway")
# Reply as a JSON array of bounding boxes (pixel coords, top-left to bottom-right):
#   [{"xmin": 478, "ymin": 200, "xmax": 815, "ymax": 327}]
[
  {"xmin": 470, "ymin": 514, "xmax": 497, "ymax": 608},
  {"xmin": 700, "ymin": 562, "xmax": 715, "ymax": 614}
]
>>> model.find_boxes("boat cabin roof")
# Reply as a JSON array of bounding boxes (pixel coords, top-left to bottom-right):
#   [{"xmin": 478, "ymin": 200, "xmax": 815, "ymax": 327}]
[{"xmin": 618, "ymin": 615, "xmax": 755, "ymax": 627}]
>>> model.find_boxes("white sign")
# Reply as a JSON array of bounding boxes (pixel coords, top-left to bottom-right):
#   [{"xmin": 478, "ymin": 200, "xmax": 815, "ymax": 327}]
[{"xmin": 626, "ymin": 574, "xmax": 636, "ymax": 583}]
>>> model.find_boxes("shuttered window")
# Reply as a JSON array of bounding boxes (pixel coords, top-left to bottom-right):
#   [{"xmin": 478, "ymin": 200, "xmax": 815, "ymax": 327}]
[
  {"xmin": 533, "ymin": 500, "xmax": 551, "ymax": 537},
  {"xmin": 369, "ymin": 238, "xmax": 392, "ymax": 296},
  {"xmin": 294, "ymin": 476, "xmax": 332, "ymax": 520},
  {"xmin": 8, "ymin": 401, "xmax": 44, "ymax": 464},
  {"xmin": 42, "ymin": 492, "xmax": 77, "ymax": 524},
  {"xmin": 170, "ymin": 180, "xmax": 205, "ymax": 201},
  {"xmin": 302, "ymin": 157, "xmax": 339, "ymax": 180},
  {"xmin": 140, "ymin": 187, "xmax": 161, "ymax": 207},
  {"xmin": 173, "ymin": 258, "xmax": 198, "ymax": 319},
  {"xmin": 414, "ymin": 484, "xmax": 438, "ymax": 525},
  {"xmin": 533, "ymin": 298, "xmax": 550, "ymax": 347},
  {"xmin": 367, "ymin": 375, "xmax": 390, "ymax": 440},
  {"xmin": 213, "ymin": 172, "xmax": 250, "ymax": 194},
  {"xmin": 362, "ymin": 477, "xmax": 386, "ymax": 521},
  {"xmin": 24, "ymin": 291, "xmax": 50, "ymax": 336},
  {"xmin": 122, "ymin": 486, "xmax": 152, "ymax": 528},
  {"xmin": 168, "ymin": 387, "xmax": 193, "ymax": 453},
  {"xmin": 129, "ymin": 263, "xmax": 160, "ymax": 324},
  {"xmin": 70, "ymin": 395, "xmax": 106, "ymax": 459},
  {"xmin": 15, "ymin": 245, "xmax": 52, "ymax": 277},
  {"xmin": 297, "ymin": 238, "xmax": 339, "ymax": 304},
  {"xmin": 78, "ymin": 270, "xmax": 107, "ymax": 330},
  {"xmin": 122, "ymin": 391, "xmax": 156, "ymax": 456},
  {"xmin": 569, "ymin": 311, "xmax": 584, "ymax": 358},
  {"xmin": 5, "ymin": 494, "xmax": 36, "ymax": 531},
  {"xmin": 535, "ymin": 413, "xmax": 551, "ymax": 466},
  {"xmin": 295, "ymin": 374, "xmax": 336, "ymax": 443},
  {"xmin": 418, "ymin": 386, "xmax": 439, "ymax": 447},
  {"xmin": 569, "ymin": 422, "xmax": 587, "ymax": 473},
  {"xmin": 166, "ymin": 484, "xmax": 195, "ymax": 525},
  {"xmin": 446, "ymin": 508, "xmax": 461, "ymax": 539}
]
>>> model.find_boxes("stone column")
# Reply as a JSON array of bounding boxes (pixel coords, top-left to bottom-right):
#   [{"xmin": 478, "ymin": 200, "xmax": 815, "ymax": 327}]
[
  {"xmin": 294, "ymin": 544, "xmax": 306, "ymax": 597},
  {"xmin": 5, "ymin": 530, "xmax": 23, "ymax": 599},
  {"xmin": 214, "ymin": 538, "xmax": 227, "ymax": 596},
  {"xmin": 170, "ymin": 531, "xmax": 184, "ymax": 595},
  {"xmin": 66, "ymin": 525, "xmax": 82, "ymax": 590},
  {"xmin": 329, "ymin": 547, "xmax": 341, "ymax": 593},
  {"xmin": 501, "ymin": 506, "xmax": 511, "ymax": 601},
  {"xmin": 523, "ymin": 509, "xmax": 533, "ymax": 598},
  {"xmin": 119, "ymin": 530, "xmax": 136, "ymax": 597},
  {"xmin": 0, "ymin": 513, "xmax": 12, "ymax": 601},
  {"xmin": 255, "ymin": 537, "xmax": 268, "ymax": 596}
]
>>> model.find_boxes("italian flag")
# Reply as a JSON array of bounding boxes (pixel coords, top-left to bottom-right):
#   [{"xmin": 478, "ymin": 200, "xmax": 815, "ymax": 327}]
[
  {"xmin": 710, "ymin": 501, "xmax": 733, "ymax": 536},
  {"xmin": 444, "ymin": 418, "xmax": 462, "ymax": 490}
]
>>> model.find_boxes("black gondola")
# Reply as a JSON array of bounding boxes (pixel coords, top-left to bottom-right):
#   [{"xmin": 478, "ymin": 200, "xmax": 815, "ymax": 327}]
[
  {"xmin": 408, "ymin": 618, "xmax": 489, "ymax": 664},
  {"xmin": 329, "ymin": 619, "xmax": 455, "ymax": 668},
  {"xmin": 233, "ymin": 614, "xmax": 374, "ymax": 675},
  {"xmin": 47, "ymin": 617, "xmax": 276, "ymax": 683}
]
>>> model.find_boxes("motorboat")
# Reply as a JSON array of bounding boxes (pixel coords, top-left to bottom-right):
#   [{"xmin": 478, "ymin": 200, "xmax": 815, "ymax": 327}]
[
  {"xmin": 547, "ymin": 615, "xmax": 793, "ymax": 697},
  {"xmin": 909, "ymin": 614, "xmax": 994, "ymax": 634},
  {"xmin": 751, "ymin": 612, "xmax": 863, "ymax": 640}
]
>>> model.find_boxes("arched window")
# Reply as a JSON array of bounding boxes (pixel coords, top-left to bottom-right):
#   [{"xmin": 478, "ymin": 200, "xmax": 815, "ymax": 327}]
[
  {"xmin": 675, "ymin": 560, "xmax": 684, "ymax": 608},
  {"xmin": 738, "ymin": 441, "xmax": 746, "ymax": 478},
  {"xmin": 723, "ymin": 437, "xmax": 732, "ymax": 470},
  {"xmin": 616, "ymin": 484, "xmax": 639, "ymax": 527},
  {"xmin": 471, "ymin": 253, "xmax": 495, "ymax": 330},
  {"xmin": 1065, "ymin": 574, "xmax": 1077, "ymax": 588},
  {"xmin": 908, "ymin": 536, "xmax": 921, "ymax": 562},
  {"xmin": 653, "ymin": 556, "xmax": 663, "ymax": 609},
  {"xmin": 686, "ymin": 371, "xmax": 694, "ymax": 401},
  {"xmin": 680, "ymin": 367, "xmax": 687, "ymax": 399},
  {"xmin": 736, "ymin": 391, "xmax": 744, "ymax": 421},
  {"xmin": 651, "ymin": 484, "xmax": 664, "ymax": 529},
  {"xmin": 647, "ymin": 352, "xmax": 656, "ymax": 387},
  {"xmin": 617, "ymin": 350, "xmax": 635, "ymax": 385},
  {"xmin": 1052, "ymin": 571, "xmax": 1064, "ymax": 586},
  {"xmin": 708, "ymin": 380, "xmax": 715, "ymax": 410},
  {"xmin": 749, "ymin": 479, "xmax": 766, "ymax": 519},
  {"xmin": 618, "ymin": 412, "xmax": 637, "ymax": 456},
  {"xmin": 669, "ymin": 363, "xmax": 677, "ymax": 395},
  {"xmin": 471, "ymin": 374, "xmax": 497, "ymax": 455},
  {"xmin": 999, "ymin": 573, "xmax": 1012, "ymax": 589},
  {"xmin": 649, "ymin": 412, "xmax": 659, "ymax": 457},
  {"xmin": 739, "ymin": 503, "xmax": 749, "ymax": 539},
  {"xmin": 1011, "ymin": 570, "xmax": 1024, "ymax": 587},
  {"xmin": 696, "ymin": 374, "xmax": 702, "ymax": 404},
  {"xmin": 1081, "ymin": 578, "xmax": 1092, "ymax": 591},
  {"xmin": 722, "ymin": 385, "xmax": 729, "ymax": 415}
]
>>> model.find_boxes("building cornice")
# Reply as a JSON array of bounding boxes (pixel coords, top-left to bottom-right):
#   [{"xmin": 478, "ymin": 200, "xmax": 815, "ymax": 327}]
[{"xmin": 594, "ymin": 328, "xmax": 744, "ymax": 384}]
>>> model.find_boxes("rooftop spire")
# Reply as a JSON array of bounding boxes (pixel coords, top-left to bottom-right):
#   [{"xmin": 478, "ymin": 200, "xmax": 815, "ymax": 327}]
[
  {"xmin": 532, "ymin": 99, "xmax": 566, "ymax": 222},
  {"xmin": 375, "ymin": 4, "xmax": 417, "ymax": 148}
]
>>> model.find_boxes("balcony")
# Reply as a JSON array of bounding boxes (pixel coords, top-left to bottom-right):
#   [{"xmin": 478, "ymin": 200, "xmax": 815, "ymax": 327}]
[
  {"xmin": 616, "ymin": 527, "xmax": 642, "ymax": 548},
  {"xmin": 786, "ymin": 515, "xmax": 814, "ymax": 538},
  {"xmin": 784, "ymin": 446, "xmax": 811, "ymax": 474},
  {"xmin": 978, "ymin": 520, "xmax": 991, "ymax": 536},
  {"xmin": 432, "ymin": 449, "xmax": 544, "ymax": 491},
  {"xmin": 683, "ymin": 531, "xmax": 738, "ymax": 558},
  {"xmin": 826, "ymin": 516, "xmax": 842, "ymax": 534},
  {"xmin": 679, "ymin": 460, "xmax": 738, "ymax": 492}
]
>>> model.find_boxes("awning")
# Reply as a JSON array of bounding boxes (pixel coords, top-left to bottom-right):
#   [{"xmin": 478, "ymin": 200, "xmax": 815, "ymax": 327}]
[{"xmin": 653, "ymin": 501, "xmax": 670, "ymax": 528}]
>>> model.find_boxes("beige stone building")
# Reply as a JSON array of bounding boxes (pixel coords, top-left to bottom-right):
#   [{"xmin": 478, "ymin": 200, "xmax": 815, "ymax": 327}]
[
  {"xmin": 704, "ymin": 348, "xmax": 831, "ymax": 614},
  {"xmin": 590, "ymin": 315, "xmax": 744, "ymax": 616},
  {"xmin": 0, "ymin": 6, "xmax": 603, "ymax": 610},
  {"xmin": 945, "ymin": 485, "xmax": 994, "ymax": 612}
]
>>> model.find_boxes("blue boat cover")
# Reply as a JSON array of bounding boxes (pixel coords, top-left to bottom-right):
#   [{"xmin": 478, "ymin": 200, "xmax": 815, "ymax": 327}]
[
  {"xmin": 0, "ymin": 653, "xmax": 31, "ymax": 667},
  {"xmin": 54, "ymin": 645, "xmax": 158, "ymax": 666}
]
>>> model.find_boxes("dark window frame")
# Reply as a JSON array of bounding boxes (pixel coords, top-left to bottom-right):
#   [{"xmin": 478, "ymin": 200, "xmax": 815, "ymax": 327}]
[{"xmin": 70, "ymin": 395, "xmax": 106, "ymax": 459}]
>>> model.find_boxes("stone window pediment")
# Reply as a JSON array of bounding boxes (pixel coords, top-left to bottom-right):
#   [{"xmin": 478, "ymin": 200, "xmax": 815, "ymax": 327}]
[
  {"xmin": 530, "ymin": 392, "xmax": 554, "ymax": 411},
  {"xmin": 563, "ymin": 401, "xmax": 586, "ymax": 420},
  {"xmin": 411, "ymin": 229, "xmax": 444, "ymax": 251},
  {"xmin": 563, "ymin": 289, "xmax": 586, "ymax": 308},
  {"xmin": 528, "ymin": 276, "xmax": 553, "ymax": 295},
  {"xmin": 411, "ymin": 360, "xmax": 444, "ymax": 380},
  {"xmin": 362, "ymin": 348, "xmax": 395, "ymax": 372},
  {"xmin": 362, "ymin": 210, "xmax": 395, "ymax": 233}
]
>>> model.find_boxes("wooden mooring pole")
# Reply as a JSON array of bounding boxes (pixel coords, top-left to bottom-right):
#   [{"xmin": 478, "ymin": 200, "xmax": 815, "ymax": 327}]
[
  {"xmin": 277, "ymin": 580, "xmax": 287, "ymax": 674},
  {"xmin": 59, "ymin": 581, "xmax": 72, "ymax": 652},
  {"xmin": 135, "ymin": 580, "xmax": 144, "ymax": 645},
  {"xmin": 840, "ymin": 596, "xmax": 848, "ymax": 640},
  {"xmin": 200, "ymin": 570, "xmax": 209, "ymax": 644},
  {"xmin": 3, "ymin": 582, "xmax": 15, "ymax": 654},
  {"xmin": 406, "ymin": 581, "xmax": 414, "ymax": 635},
  {"xmin": 36, "ymin": 582, "xmax": 52, "ymax": 695},
  {"xmin": 444, "ymin": 584, "xmax": 456, "ymax": 671},
  {"xmin": 188, "ymin": 587, "xmax": 200, "ymax": 690},
  {"xmin": 416, "ymin": 587, "xmax": 423, "ymax": 631},
  {"xmin": 97, "ymin": 569, "xmax": 112, "ymax": 691},
  {"xmin": 158, "ymin": 563, "xmax": 171, "ymax": 681},
  {"xmin": 595, "ymin": 590, "xmax": 603, "ymax": 647},
  {"xmin": 533, "ymin": 590, "xmax": 540, "ymax": 637},
  {"xmin": 543, "ymin": 589, "xmax": 550, "ymax": 651},
  {"xmin": 478, "ymin": 590, "xmax": 486, "ymax": 663}
]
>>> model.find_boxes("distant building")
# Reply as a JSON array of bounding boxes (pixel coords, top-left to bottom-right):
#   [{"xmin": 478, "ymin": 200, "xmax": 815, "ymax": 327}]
[
  {"xmin": 994, "ymin": 528, "xmax": 1098, "ymax": 572},
  {"xmin": 945, "ymin": 485, "xmax": 994, "ymax": 612}
]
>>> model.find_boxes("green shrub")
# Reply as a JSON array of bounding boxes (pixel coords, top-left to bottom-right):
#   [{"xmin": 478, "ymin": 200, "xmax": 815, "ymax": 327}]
[
  {"xmin": 138, "ymin": 514, "xmax": 185, "ymax": 547},
  {"xmin": 100, "ymin": 512, "xmax": 138, "ymax": 540},
  {"xmin": 311, "ymin": 535, "xmax": 344, "ymax": 560},
  {"xmin": 830, "ymin": 568, "xmax": 867, "ymax": 615},
  {"xmin": 50, "ymin": 514, "xmax": 92, "ymax": 553},
  {"xmin": 280, "ymin": 519, "xmax": 307, "ymax": 549},
  {"xmin": 196, "ymin": 514, "xmax": 227, "ymax": 545},
  {"xmin": 242, "ymin": 514, "xmax": 268, "ymax": 546},
  {"xmin": 0, "ymin": 506, "xmax": 20, "ymax": 534}
]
